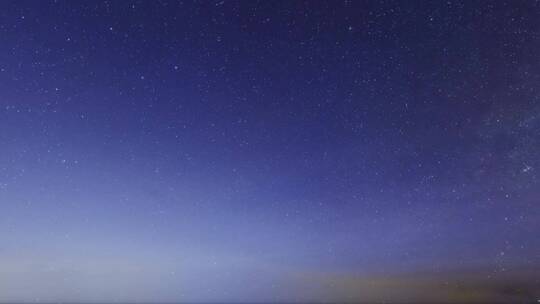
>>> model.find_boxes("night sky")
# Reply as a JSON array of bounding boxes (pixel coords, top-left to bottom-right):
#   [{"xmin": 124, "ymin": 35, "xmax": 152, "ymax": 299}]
[{"xmin": 1, "ymin": 1, "xmax": 539, "ymax": 303}]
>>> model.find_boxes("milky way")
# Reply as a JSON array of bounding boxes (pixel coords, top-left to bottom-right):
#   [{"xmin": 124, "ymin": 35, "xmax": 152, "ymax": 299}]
[{"xmin": 0, "ymin": 1, "xmax": 539, "ymax": 303}]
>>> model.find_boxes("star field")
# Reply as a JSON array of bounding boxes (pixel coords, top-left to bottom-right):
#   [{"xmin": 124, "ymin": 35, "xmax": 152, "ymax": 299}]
[{"xmin": 0, "ymin": 1, "xmax": 539, "ymax": 303}]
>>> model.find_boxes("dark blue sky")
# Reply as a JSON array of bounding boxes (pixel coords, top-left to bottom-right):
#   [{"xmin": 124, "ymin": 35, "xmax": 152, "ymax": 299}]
[{"xmin": 0, "ymin": 1, "xmax": 539, "ymax": 303}]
